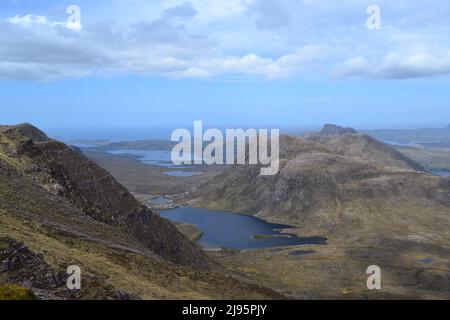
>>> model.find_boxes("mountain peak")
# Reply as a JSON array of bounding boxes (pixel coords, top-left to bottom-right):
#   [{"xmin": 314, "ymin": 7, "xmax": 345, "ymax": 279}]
[
  {"xmin": 1, "ymin": 123, "xmax": 51, "ymax": 142},
  {"xmin": 319, "ymin": 124, "xmax": 357, "ymax": 136}
]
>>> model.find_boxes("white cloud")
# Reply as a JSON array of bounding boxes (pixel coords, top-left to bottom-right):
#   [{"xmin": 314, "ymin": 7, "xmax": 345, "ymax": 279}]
[
  {"xmin": 0, "ymin": 61, "xmax": 91, "ymax": 81},
  {"xmin": 334, "ymin": 49, "xmax": 450, "ymax": 79},
  {"xmin": 333, "ymin": 56, "xmax": 370, "ymax": 78},
  {"xmin": 6, "ymin": 14, "xmax": 49, "ymax": 26},
  {"xmin": 6, "ymin": 13, "xmax": 75, "ymax": 30},
  {"xmin": 171, "ymin": 46, "xmax": 328, "ymax": 79},
  {"xmin": 1, "ymin": 1, "xmax": 450, "ymax": 81},
  {"xmin": 0, "ymin": 10, "xmax": 328, "ymax": 81},
  {"xmin": 162, "ymin": 2, "xmax": 198, "ymax": 20}
]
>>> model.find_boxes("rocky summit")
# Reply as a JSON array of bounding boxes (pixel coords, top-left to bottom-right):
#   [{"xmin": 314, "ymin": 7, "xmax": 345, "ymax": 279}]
[{"xmin": 318, "ymin": 124, "xmax": 358, "ymax": 136}]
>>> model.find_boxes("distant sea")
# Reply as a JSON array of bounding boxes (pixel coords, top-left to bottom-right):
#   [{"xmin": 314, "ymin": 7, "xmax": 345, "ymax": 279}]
[
  {"xmin": 45, "ymin": 126, "xmax": 317, "ymax": 143},
  {"xmin": 45, "ymin": 127, "xmax": 176, "ymax": 142}
]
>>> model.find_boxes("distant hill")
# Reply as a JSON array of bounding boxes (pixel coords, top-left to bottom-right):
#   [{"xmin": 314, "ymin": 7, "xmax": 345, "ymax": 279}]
[
  {"xmin": 365, "ymin": 124, "xmax": 450, "ymax": 144},
  {"xmin": 97, "ymin": 139, "xmax": 176, "ymax": 151}
]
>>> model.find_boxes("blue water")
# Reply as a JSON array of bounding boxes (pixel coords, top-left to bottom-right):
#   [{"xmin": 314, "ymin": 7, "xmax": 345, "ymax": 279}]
[
  {"xmin": 71, "ymin": 143, "xmax": 97, "ymax": 148},
  {"xmin": 108, "ymin": 149, "xmax": 177, "ymax": 168},
  {"xmin": 164, "ymin": 171, "xmax": 203, "ymax": 177},
  {"xmin": 432, "ymin": 171, "xmax": 450, "ymax": 177},
  {"xmin": 107, "ymin": 149, "xmax": 204, "ymax": 175},
  {"xmin": 384, "ymin": 140, "xmax": 424, "ymax": 146},
  {"xmin": 417, "ymin": 258, "xmax": 433, "ymax": 264},
  {"xmin": 160, "ymin": 207, "xmax": 326, "ymax": 250},
  {"xmin": 151, "ymin": 196, "xmax": 172, "ymax": 204}
]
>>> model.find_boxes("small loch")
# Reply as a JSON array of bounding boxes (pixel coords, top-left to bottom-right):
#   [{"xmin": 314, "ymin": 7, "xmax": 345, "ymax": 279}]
[{"xmin": 160, "ymin": 207, "xmax": 326, "ymax": 250}]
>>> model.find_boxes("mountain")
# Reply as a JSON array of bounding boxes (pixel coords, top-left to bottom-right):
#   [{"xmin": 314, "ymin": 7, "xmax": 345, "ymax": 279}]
[
  {"xmin": 190, "ymin": 125, "xmax": 450, "ymax": 298},
  {"xmin": 318, "ymin": 124, "xmax": 357, "ymax": 136},
  {"xmin": 307, "ymin": 128, "xmax": 425, "ymax": 171},
  {"xmin": 1, "ymin": 123, "xmax": 207, "ymax": 268},
  {"xmin": 191, "ymin": 126, "xmax": 434, "ymax": 225},
  {"xmin": 0, "ymin": 124, "xmax": 280, "ymax": 300},
  {"xmin": 4, "ymin": 123, "xmax": 51, "ymax": 142}
]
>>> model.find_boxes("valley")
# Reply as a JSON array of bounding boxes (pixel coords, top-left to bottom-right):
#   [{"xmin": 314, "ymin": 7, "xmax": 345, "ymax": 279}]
[
  {"xmin": 2, "ymin": 123, "xmax": 450, "ymax": 300},
  {"xmin": 71, "ymin": 124, "xmax": 450, "ymax": 300}
]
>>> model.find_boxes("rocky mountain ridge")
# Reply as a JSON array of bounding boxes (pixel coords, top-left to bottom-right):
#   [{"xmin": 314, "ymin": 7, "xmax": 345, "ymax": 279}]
[
  {"xmin": 0, "ymin": 123, "xmax": 208, "ymax": 269},
  {"xmin": 318, "ymin": 124, "xmax": 357, "ymax": 136}
]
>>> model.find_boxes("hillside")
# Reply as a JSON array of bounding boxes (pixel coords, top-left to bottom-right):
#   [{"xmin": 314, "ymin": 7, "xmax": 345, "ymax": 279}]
[
  {"xmin": 191, "ymin": 126, "xmax": 437, "ymax": 227},
  {"xmin": 394, "ymin": 145, "xmax": 450, "ymax": 173},
  {"xmin": 190, "ymin": 125, "xmax": 450, "ymax": 299},
  {"xmin": 0, "ymin": 124, "xmax": 280, "ymax": 300}
]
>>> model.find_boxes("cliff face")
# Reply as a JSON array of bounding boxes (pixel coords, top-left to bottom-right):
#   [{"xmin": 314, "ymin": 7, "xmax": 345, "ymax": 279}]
[
  {"xmin": 318, "ymin": 124, "xmax": 357, "ymax": 136},
  {"xmin": 0, "ymin": 124, "xmax": 208, "ymax": 269}
]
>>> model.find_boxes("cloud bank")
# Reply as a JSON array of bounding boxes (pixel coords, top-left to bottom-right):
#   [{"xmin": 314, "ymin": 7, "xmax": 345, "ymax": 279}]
[{"xmin": 1, "ymin": 0, "xmax": 450, "ymax": 81}]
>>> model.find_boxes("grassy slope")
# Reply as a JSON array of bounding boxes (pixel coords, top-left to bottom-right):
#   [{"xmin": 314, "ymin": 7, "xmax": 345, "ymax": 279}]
[
  {"xmin": 1, "ymin": 211, "xmax": 279, "ymax": 299},
  {"xmin": 394, "ymin": 145, "xmax": 450, "ymax": 172}
]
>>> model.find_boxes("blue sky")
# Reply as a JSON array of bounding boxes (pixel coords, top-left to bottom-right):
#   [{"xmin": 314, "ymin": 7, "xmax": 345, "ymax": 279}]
[{"xmin": 1, "ymin": 0, "xmax": 450, "ymax": 138}]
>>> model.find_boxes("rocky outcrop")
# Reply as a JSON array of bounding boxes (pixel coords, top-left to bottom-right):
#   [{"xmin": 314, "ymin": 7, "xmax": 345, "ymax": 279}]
[
  {"xmin": 6, "ymin": 123, "xmax": 51, "ymax": 142},
  {"xmin": 0, "ymin": 238, "xmax": 137, "ymax": 300},
  {"xmin": 318, "ymin": 124, "xmax": 357, "ymax": 136}
]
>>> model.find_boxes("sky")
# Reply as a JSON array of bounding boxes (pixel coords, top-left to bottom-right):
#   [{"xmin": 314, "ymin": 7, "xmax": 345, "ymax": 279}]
[{"xmin": 1, "ymin": 0, "xmax": 450, "ymax": 139}]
